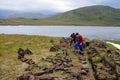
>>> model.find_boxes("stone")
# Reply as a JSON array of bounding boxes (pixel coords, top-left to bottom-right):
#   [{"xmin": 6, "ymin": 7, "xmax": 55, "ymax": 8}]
[
  {"xmin": 18, "ymin": 48, "xmax": 25, "ymax": 58},
  {"xmin": 80, "ymin": 70, "xmax": 87, "ymax": 75},
  {"xmin": 81, "ymin": 61, "xmax": 87, "ymax": 64},
  {"xmin": 81, "ymin": 67, "xmax": 89, "ymax": 72},
  {"xmin": 50, "ymin": 45, "xmax": 60, "ymax": 52},
  {"xmin": 25, "ymin": 48, "xmax": 33, "ymax": 54},
  {"xmin": 50, "ymin": 39, "xmax": 54, "ymax": 43}
]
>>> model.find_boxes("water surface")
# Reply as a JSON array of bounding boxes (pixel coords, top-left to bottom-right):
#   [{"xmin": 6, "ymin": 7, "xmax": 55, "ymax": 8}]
[{"xmin": 0, "ymin": 26, "xmax": 120, "ymax": 40}]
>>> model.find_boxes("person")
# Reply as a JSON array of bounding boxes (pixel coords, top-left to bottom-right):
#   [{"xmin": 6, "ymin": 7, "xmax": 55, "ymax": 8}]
[
  {"xmin": 70, "ymin": 33, "xmax": 76, "ymax": 46},
  {"xmin": 74, "ymin": 33, "xmax": 84, "ymax": 53}
]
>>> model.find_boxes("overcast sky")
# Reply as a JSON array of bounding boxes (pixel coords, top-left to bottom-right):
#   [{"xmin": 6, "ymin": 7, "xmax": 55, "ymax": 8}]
[{"xmin": 0, "ymin": 0, "xmax": 120, "ymax": 12}]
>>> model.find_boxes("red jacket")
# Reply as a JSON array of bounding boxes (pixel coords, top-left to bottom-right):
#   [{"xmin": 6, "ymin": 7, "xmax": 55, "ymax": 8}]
[{"xmin": 76, "ymin": 35, "xmax": 84, "ymax": 43}]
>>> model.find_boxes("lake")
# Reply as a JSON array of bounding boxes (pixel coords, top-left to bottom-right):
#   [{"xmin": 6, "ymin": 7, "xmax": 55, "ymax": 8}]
[{"xmin": 0, "ymin": 25, "xmax": 120, "ymax": 40}]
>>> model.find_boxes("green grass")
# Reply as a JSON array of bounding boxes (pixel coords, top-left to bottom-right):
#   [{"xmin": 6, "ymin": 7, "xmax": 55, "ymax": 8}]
[
  {"xmin": 0, "ymin": 34, "xmax": 60, "ymax": 80},
  {"xmin": 0, "ymin": 34, "xmax": 87, "ymax": 80},
  {"xmin": 0, "ymin": 34, "xmax": 119, "ymax": 80}
]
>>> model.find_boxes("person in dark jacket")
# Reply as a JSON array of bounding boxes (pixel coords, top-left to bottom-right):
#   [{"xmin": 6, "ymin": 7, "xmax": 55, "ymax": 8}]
[{"xmin": 70, "ymin": 33, "xmax": 76, "ymax": 46}]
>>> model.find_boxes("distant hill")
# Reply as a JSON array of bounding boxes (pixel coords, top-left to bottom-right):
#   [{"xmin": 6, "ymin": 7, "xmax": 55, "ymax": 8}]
[
  {"xmin": 0, "ymin": 9, "xmax": 16, "ymax": 18},
  {"xmin": 0, "ymin": 9, "xmax": 58, "ymax": 19},
  {"xmin": 0, "ymin": 5, "xmax": 120, "ymax": 26},
  {"xmin": 45, "ymin": 5, "xmax": 120, "ymax": 26}
]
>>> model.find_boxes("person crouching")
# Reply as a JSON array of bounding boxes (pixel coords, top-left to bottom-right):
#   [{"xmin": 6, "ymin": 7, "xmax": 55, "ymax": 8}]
[
  {"xmin": 70, "ymin": 33, "xmax": 76, "ymax": 46},
  {"xmin": 74, "ymin": 33, "xmax": 84, "ymax": 53}
]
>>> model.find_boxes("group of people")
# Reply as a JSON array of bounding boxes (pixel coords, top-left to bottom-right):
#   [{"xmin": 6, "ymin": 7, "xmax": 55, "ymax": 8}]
[{"xmin": 70, "ymin": 33, "xmax": 84, "ymax": 53}]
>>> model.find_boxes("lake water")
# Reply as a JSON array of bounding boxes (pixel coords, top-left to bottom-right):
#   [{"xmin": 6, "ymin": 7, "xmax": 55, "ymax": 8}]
[{"xmin": 0, "ymin": 25, "xmax": 120, "ymax": 40}]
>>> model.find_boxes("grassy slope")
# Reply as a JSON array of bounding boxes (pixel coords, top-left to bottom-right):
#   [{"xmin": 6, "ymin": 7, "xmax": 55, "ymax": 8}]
[
  {"xmin": 0, "ymin": 5, "xmax": 120, "ymax": 26},
  {"xmin": 0, "ymin": 34, "xmax": 60, "ymax": 80},
  {"xmin": 47, "ymin": 5, "xmax": 120, "ymax": 26}
]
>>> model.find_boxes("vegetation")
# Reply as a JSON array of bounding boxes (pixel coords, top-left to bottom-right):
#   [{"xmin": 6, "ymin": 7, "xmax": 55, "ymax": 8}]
[
  {"xmin": 0, "ymin": 34, "xmax": 60, "ymax": 80},
  {"xmin": 0, "ymin": 5, "xmax": 120, "ymax": 26},
  {"xmin": 47, "ymin": 5, "xmax": 120, "ymax": 26},
  {"xmin": 0, "ymin": 34, "xmax": 120, "ymax": 80}
]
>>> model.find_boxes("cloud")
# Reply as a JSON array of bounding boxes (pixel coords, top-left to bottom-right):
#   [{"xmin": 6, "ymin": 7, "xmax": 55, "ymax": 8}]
[
  {"xmin": 0, "ymin": 0, "xmax": 119, "ymax": 12},
  {"xmin": 0, "ymin": 0, "xmax": 73, "ymax": 11}
]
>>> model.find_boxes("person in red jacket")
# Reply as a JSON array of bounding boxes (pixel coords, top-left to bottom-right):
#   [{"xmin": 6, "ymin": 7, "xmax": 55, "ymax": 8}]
[{"xmin": 74, "ymin": 33, "xmax": 84, "ymax": 52}]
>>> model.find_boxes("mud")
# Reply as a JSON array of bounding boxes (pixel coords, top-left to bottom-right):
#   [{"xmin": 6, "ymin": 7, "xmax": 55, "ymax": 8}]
[
  {"xmin": 17, "ymin": 38, "xmax": 120, "ymax": 80},
  {"xmin": 86, "ymin": 41, "xmax": 120, "ymax": 80}
]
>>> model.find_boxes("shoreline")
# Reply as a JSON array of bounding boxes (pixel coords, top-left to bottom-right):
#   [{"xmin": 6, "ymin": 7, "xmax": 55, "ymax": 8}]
[
  {"xmin": 0, "ymin": 34, "xmax": 120, "ymax": 41},
  {"xmin": 0, "ymin": 24, "xmax": 120, "ymax": 27}
]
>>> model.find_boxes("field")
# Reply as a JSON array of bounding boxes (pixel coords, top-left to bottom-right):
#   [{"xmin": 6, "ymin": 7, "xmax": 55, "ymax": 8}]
[
  {"xmin": 0, "ymin": 34, "xmax": 120, "ymax": 80},
  {"xmin": 0, "ymin": 34, "xmax": 60, "ymax": 80}
]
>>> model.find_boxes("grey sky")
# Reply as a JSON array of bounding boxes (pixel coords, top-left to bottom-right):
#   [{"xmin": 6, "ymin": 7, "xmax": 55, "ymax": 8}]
[{"xmin": 0, "ymin": 0, "xmax": 119, "ymax": 12}]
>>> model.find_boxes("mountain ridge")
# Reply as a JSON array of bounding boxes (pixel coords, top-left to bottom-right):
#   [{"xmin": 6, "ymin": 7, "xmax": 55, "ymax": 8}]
[
  {"xmin": 0, "ymin": 9, "xmax": 58, "ymax": 19},
  {"xmin": 45, "ymin": 5, "xmax": 120, "ymax": 26},
  {"xmin": 0, "ymin": 5, "xmax": 120, "ymax": 26}
]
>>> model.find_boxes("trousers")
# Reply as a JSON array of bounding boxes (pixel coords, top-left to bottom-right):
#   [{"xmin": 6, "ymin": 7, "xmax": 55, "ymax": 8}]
[{"xmin": 74, "ymin": 41, "xmax": 83, "ymax": 51}]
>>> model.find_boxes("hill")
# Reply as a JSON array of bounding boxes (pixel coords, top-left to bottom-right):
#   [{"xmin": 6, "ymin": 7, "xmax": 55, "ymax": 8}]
[
  {"xmin": 45, "ymin": 5, "xmax": 120, "ymax": 26},
  {"xmin": 0, "ymin": 5, "xmax": 120, "ymax": 26},
  {"xmin": 0, "ymin": 9, "xmax": 58, "ymax": 19}
]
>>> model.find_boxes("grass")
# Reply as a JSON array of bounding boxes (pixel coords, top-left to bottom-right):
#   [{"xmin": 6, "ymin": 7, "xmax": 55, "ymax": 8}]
[
  {"xmin": 0, "ymin": 17, "xmax": 120, "ymax": 26},
  {"xmin": 0, "ymin": 34, "xmax": 60, "ymax": 80},
  {"xmin": 0, "ymin": 34, "xmax": 89, "ymax": 80},
  {"xmin": 0, "ymin": 34, "xmax": 119, "ymax": 80}
]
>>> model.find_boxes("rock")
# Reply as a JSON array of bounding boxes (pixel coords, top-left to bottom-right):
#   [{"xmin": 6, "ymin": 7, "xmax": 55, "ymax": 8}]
[
  {"xmin": 18, "ymin": 48, "xmax": 33, "ymax": 59},
  {"xmin": 81, "ymin": 67, "xmax": 89, "ymax": 72},
  {"xmin": 78, "ymin": 56, "xmax": 86, "ymax": 61},
  {"xmin": 50, "ymin": 46, "xmax": 57, "ymax": 52},
  {"xmin": 18, "ymin": 55, "xmax": 23, "ymax": 59},
  {"xmin": 85, "ymin": 42, "xmax": 90, "ymax": 47},
  {"xmin": 97, "ymin": 66, "xmax": 103, "ymax": 70},
  {"xmin": 81, "ymin": 61, "xmax": 87, "ymax": 64},
  {"xmin": 50, "ymin": 39, "xmax": 54, "ymax": 43},
  {"xmin": 18, "ymin": 48, "xmax": 25, "ymax": 58},
  {"xmin": 115, "ymin": 50, "xmax": 120, "ymax": 55},
  {"xmin": 114, "ymin": 59, "xmax": 120, "ymax": 61},
  {"xmin": 25, "ymin": 48, "xmax": 33, "ymax": 54},
  {"xmin": 115, "ymin": 61, "xmax": 120, "ymax": 65},
  {"xmin": 80, "ymin": 70, "xmax": 87, "ymax": 75},
  {"xmin": 20, "ymin": 58, "xmax": 28, "ymax": 62},
  {"xmin": 40, "ymin": 66, "xmax": 48, "ymax": 71},
  {"xmin": 97, "ymin": 42, "xmax": 107, "ymax": 48},
  {"xmin": 107, "ymin": 49, "xmax": 112, "ymax": 54},
  {"xmin": 50, "ymin": 45, "xmax": 60, "ymax": 52},
  {"xmin": 17, "ymin": 71, "xmax": 34, "ymax": 80},
  {"xmin": 71, "ymin": 73, "xmax": 78, "ymax": 77},
  {"xmin": 60, "ymin": 37, "xmax": 68, "ymax": 44}
]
